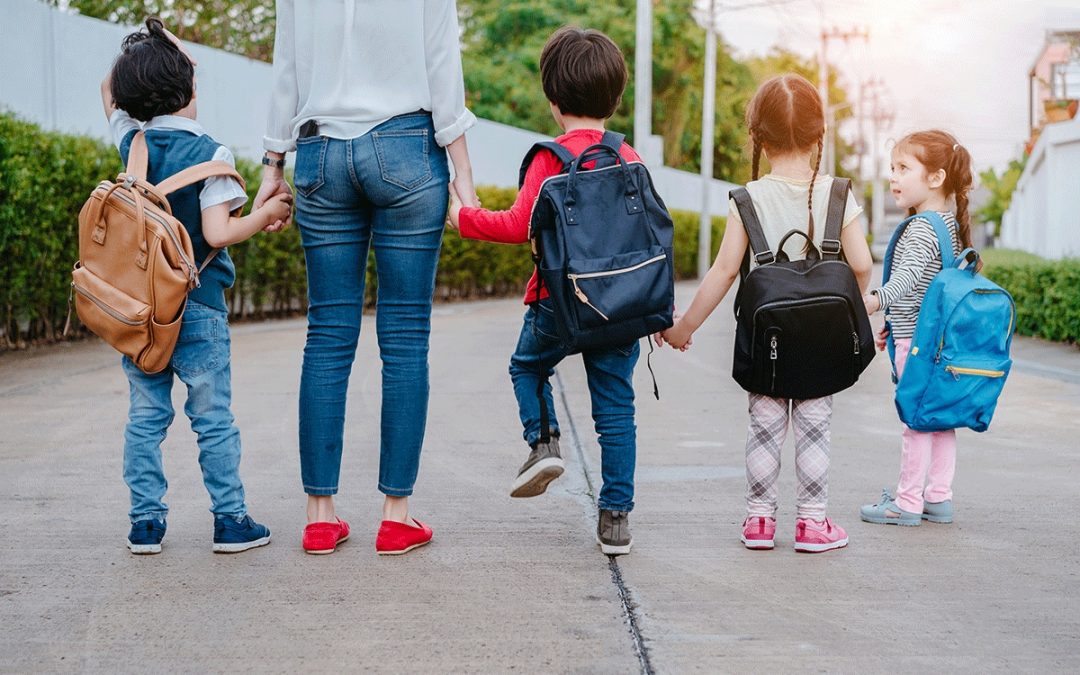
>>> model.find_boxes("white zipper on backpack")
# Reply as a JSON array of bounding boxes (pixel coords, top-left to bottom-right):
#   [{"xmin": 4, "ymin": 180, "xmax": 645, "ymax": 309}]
[{"xmin": 566, "ymin": 253, "xmax": 667, "ymax": 322}]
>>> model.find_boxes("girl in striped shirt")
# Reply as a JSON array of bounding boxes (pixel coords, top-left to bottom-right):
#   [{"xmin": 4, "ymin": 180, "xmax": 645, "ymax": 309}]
[{"xmin": 859, "ymin": 129, "xmax": 974, "ymax": 527}]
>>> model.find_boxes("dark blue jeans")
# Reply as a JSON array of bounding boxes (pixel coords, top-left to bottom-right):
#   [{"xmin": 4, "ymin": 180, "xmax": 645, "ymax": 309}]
[
  {"xmin": 122, "ymin": 301, "xmax": 246, "ymax": 522},
  {"xmin": 509, "ymin": 299, "xmax": 640, "ymax": 512},
  {"xmin": 294, "ymin": 112, "xmax": 448, "ymax": 497}
]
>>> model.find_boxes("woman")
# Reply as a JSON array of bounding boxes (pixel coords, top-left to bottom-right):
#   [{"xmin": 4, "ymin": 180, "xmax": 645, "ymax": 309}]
[{"xmin": 255, "ymin": 0, "xmax": 478, "ymax": 555}]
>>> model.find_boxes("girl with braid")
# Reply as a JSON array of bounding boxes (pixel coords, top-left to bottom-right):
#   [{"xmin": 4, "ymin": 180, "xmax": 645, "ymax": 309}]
[
  {"xmin": 859, "ymin": 130, "xmax": 973, "ymax": 527},
  {"xmin": 661, "ymin": 74, "xmax": 872, "ymax": 552}
]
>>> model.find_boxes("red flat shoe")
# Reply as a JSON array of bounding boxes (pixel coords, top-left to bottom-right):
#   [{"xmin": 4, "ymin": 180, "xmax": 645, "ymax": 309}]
[
  {"xmin": 375, "ymin": 518, "xmax": 432, "ymax": 555},
  {"xmin": 303, "ymin": 518, "xmax": 350, "ymax": 555}
]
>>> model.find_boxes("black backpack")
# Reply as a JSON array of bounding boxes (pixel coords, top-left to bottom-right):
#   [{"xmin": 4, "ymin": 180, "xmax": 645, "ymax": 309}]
[
  {"xmin": 524, "ymin": 131, "xmax": 675, "ymax": 353},
  {"xmin": 522, "ymin": 131, "xmax": 675, "ymax": 444},
  {"xmin": 730, "ymin": 178, "xmax": 875, "ymax": 399}
]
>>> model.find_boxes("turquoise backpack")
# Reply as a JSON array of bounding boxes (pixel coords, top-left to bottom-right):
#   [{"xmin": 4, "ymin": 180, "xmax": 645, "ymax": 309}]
[{"xmin": 883, "ymin": 212, "xmax": 1015, "ymax": 432}]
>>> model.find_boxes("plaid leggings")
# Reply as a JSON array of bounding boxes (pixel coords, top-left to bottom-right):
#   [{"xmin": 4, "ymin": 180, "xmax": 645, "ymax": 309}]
[{"xmin": 744, "ymin": 394, "xmax": 832, "ymax": 520}]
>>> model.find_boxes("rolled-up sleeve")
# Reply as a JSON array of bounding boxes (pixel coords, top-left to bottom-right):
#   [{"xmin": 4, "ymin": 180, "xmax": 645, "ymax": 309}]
[
  {"xmin": 424, "ymin": 0, "xmax": 476, "ymax": 147},
  {"xmin": 264, "ymin": 0, "xmax": 298, "ymax": 153}
]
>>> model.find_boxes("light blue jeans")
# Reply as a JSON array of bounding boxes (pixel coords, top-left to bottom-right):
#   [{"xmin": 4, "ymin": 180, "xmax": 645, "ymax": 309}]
[
  {"xmin": 293, "ymin": 111, "xmax": 449, "ymax": 497},
  {"xmin": 121, "ymin": 301, "xmax": 246, "ymax": 523}
]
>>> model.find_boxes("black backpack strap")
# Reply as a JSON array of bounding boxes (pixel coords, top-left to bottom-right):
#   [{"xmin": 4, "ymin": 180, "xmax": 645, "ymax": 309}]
[
  {"xmin": 730, "ymin": 188, "xmax": 774, "ymax": 266},
  {"xmin": 518, "ymin": 141, "xmax": 575, "ymax": 189},
  {"xmin": 820, "ymin": 177, "xmax": 850, "ymax": 260}
]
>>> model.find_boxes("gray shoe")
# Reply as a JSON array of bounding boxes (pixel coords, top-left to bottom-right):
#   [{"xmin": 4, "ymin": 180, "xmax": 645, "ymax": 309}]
[
  {"xmin": 859, "ymin": 489, "xmax": 921, "ymax": 526},
  {"xmin": 922, "ymin": 499, "xmax": 954, "ymax": 523},
  {"xmin": 596, "ymin": 509, "xmax": 633, "ymax": 555},
  {"xmin": 510, "ymin": 435, "xmax": 564, "ymax": 498}
]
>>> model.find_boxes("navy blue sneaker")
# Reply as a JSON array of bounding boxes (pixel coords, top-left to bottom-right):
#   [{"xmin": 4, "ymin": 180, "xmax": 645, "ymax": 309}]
[
  {"xmin": 213, "ymin": 514, "xmax": 271, "ymax": 553},
  {"xmin": 127, "ymin": 518, "xmax": 166, "ymax": 555}
]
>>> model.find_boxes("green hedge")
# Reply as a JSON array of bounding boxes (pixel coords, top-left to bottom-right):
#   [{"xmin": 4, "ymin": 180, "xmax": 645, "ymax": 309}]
[
  {"xmin": 0, "ymin": 112, "xmax": 723, "ymax": 348},
  {"xmin": 980, "ymin": 249, "xmax": 1080, "ymax": 345}
]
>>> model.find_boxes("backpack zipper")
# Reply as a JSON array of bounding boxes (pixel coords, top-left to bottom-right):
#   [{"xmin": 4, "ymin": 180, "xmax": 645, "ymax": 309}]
[
  {"xmin": 769, "ymin": 335, "xmax": 779, "ymax": 392},
  {"xmin": 566, "ymin": 253, "xmax": 667, "ymax": 322},
  {"xmin": 71, "ymin": 281, "xmax": 146, "ymax": 326},
  {"xmin": 853, "ymin": 332, "xmax": 860, "ymax": 355},
  {"xmin": 98, "ymin": 183, "xmax": 199, "ymax": 283},
  {"xmin": 945, "ymin": 366, "xmax": 1005, "ymax": 380}
]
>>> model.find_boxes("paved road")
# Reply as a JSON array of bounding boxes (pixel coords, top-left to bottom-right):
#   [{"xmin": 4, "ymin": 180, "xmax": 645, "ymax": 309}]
[{"xmin": 2, "ymin": 282, "xmax": 1078, "ymax": 673}]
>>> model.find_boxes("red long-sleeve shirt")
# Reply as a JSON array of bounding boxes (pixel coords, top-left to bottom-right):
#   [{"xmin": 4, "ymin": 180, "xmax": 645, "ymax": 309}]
[{"xmin": 459, "ymin": 128, "xmax": 643, "ymax": 304}]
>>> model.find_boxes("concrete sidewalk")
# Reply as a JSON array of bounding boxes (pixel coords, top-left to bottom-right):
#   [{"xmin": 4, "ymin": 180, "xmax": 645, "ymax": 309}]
[{"xmin": 1, "ymin": 282, "xmax": 1078, "ymax": 673}]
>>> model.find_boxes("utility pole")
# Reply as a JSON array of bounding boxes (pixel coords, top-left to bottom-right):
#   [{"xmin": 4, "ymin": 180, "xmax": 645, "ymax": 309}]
[
  {"xmin": 869, "ymin": 94, "xmax": 894, "ymax": 242},
  {"xmin": 634, "ymin": 0, "xmax": 654, "ymax": 164},
  {"xmin": 698, "ymin": 0, "xmax": 717, "ymax": 279},
  {"xmin": 818, "ymin": 26, "xmax": 868, "ymax": 176}
]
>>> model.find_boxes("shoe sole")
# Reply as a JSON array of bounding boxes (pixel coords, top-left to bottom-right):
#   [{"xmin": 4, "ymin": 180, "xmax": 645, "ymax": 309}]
[
  {"xmin": 860, "ymin": 514, "xmax": 921, "ymax": 526},
  {"xmin": 740, "ymin": 537, "xmax": 775, "ymax": 550},
  {"xmin": 595, "ymin": 534, "xmax": 633, "ymax": 556},
  {"xmin": 376, "ymin": 538, "xmax": 432, "ymax": 556},
  {"xmin": 213, "ymin": 535, "xmax": 271, "ymax": 553},
  {"xmin": 127, "ymin": 541, "xmax": 161, "ymax": 555},
  {"xmin": 921, "ymin": 514, "xmax": 954, "ymax": 524},
  {"xmin": 510, "ymin": 458, "xmax": 565, "ymax": 498},
  {"xmin": 305, "ymin": 534, "xmax": 349, "ymax": 555},
  {"xmin": 794, "ymin": 537, "xmax": 849, "ymax": 553}
]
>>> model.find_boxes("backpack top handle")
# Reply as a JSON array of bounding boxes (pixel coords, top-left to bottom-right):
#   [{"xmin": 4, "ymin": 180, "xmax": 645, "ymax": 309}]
[{"xmin": 564, "ymin": 143, "xmax": 642, "ymax": 224}]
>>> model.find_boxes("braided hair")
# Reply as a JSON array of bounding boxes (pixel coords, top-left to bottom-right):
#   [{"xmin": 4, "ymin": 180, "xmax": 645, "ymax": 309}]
[{"xmin": 745, "ymin": 74, "xmax": 827, "ymax": 252}]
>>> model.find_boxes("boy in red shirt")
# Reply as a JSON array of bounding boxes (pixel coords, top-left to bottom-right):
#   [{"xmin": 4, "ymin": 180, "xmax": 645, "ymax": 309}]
[{"xmin": 448, "ymin": 26, "xmax": 642, "ymax": 555}]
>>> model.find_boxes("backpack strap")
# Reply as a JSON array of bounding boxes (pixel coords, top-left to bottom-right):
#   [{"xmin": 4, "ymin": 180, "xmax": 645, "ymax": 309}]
[
  {"xmin": 155, "ymin": 161, "xmax": 248, "ymax": 217},
  {"xmin": 820, "ymin": 178, "xmax": 850, "ymax": 260},
  {"xmin": 729, "ymin": 188, "xmax": 774, "ymax": 266},
  {"xmin": 518, "ymin": 141, "xmax": 575, "ymax": 189},
  {"xmin": 593, "ymin": 131, "xmax": 626, "ymax": 169},
  {"xmin": 126, "ymin": 132, "xmax": 150, "ymax": 180}
]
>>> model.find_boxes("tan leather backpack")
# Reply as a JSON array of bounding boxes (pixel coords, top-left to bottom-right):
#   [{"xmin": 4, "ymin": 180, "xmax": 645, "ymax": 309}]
[{"xmin": 72, "ymin": 132, "xmax": 245, "ymax": 373}]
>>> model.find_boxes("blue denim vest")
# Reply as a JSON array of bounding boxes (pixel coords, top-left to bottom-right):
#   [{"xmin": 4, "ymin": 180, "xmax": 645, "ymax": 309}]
[{"xmin": 120, "ymin": 128, "xmax": 236, "ymax": 311}]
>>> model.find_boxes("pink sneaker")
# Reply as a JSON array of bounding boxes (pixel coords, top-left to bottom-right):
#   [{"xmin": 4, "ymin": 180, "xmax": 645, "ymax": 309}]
[
  {"xmin": 741, "ymin": 516, "xmax": 776, "ymax": 550},
  {"xmin": 794, "ymin": 517, "xmax": 848, "ymax": 553}
]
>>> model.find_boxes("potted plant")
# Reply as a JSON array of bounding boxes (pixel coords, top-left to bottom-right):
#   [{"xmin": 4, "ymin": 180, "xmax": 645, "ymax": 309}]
[{"xmin": 1044, "ymin": 98, "xmax": 1079, "ymax": 123}]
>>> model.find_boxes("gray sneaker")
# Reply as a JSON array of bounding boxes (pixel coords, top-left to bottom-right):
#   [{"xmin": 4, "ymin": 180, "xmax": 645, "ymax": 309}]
[
  {"xmin": 596, "ymin": 509, "xmax": 633, "ymax": 555},
  {"xmin": 922, "ymin": 499, "xmax": 954, "ymax": 523},
  {"xmin": 510, "ymin": 435, "xmax": 564, "ymax": 498}
]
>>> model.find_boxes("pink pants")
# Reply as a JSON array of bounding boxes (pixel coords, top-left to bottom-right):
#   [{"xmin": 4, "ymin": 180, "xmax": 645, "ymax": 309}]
[{"xmin": 893, "ymin": 338, "xmax": 956, "ymax": 513}]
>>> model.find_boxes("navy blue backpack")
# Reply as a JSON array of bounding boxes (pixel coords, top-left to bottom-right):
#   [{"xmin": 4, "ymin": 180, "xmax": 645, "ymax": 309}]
[
  {"xmin": 884, "ymin": 212, "xmax": 1015, "ymax": 432},
  {"xmin": 521, "ymin": 132, "xmax": 675, "ymax": 443},
  {"xmin": 523, "ymin": 131, "xmax": 675, "ymax": 352}
]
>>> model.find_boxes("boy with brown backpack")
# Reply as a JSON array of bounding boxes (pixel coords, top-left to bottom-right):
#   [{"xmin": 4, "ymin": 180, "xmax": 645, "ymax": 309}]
[{"xmin": 80, "ymin": 18, "xmax": 292, "ymax": 554}]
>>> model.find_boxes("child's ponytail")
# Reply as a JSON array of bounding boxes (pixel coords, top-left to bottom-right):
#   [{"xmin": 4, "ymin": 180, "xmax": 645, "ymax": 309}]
[{"xmin": 947, "ymin": 143, "xmax": 974, "ymax": 250}]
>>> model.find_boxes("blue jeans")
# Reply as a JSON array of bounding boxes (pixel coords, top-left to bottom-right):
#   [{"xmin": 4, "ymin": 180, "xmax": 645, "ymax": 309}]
[
  {"xmin": 294, "ymin": 112, "xmax": 449, "ymax": 497},
  {"xmin": 121, "ymin": 301, "xmax": 246, "ymax": 522},
  {"xmin": 509, "ymin": 299, "xmax": 640, "ymax": 511}
]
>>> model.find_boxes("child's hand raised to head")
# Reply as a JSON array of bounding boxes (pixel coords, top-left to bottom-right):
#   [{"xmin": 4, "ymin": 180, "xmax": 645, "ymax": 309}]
[{"xmin": 446, "ymin": 184, "xmax": 463, "ymax": 232}]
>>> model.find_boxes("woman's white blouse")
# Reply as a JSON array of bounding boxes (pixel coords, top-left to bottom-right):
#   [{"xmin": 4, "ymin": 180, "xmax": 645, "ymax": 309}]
[{"xmin": 264, "ymin": 0, "xmax": 476, "ymax": 152}]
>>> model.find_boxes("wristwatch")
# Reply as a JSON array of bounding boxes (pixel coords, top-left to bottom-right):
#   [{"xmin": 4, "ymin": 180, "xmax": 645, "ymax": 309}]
[{"xmin": 261, "ymin": 154, "xmax": 286, "ymax": 169}]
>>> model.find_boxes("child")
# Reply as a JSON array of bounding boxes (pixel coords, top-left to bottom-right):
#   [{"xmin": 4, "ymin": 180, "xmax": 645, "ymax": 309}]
[
  {"xmin": 447, "ymin": 26, "xmax": 641, "ymax": 555},
  {"xmin": 661, "ymin": 74, "xmax": 873, "ymax": 553},
  {"xmin": 101, "ymin": 19, "xmax": 293, "ymax": 554},
  {"xmin": 859, "ymin": 130, "xmax": 972, "ymax": 526}
]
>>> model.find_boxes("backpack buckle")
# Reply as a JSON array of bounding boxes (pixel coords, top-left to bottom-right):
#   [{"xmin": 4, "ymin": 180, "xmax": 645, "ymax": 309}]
[
  {"xmin": 821, "ymin": 239, "xmax": 841, "ymax": 255},
  {"xmin": 754, "ymin": 252, "xmax": 775, "ymax": 265},
  {"xmin": 122, "ymin": 174, "xmax": 137, "ymax": 189}
]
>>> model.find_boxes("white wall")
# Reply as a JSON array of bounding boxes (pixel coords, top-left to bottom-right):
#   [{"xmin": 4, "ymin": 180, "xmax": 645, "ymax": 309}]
[
  {"xmin": 1000, "ymin": 114, "xmax": 1080, "ymax": 259},
  {"xmin": 1, "ymin": 0, "xmax": 739, "ymax": 216}
]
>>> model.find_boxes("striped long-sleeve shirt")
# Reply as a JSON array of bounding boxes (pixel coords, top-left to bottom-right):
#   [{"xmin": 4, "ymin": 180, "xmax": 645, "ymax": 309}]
[{"xmin": 873, "ymin": 211, "xmax": 961, "ymax": 339}]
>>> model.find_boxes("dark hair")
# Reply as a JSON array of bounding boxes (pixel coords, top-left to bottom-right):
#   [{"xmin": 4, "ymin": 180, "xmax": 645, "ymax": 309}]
[
  {"xmin": 896, "ymin": 130, "xmax": 975, "ymax": 249},
  {"xmin": 745, "ymin": 74, "xmax": 826, "ymax": 248},
  {"xmin": 540, "ymin": 26, "xmax": 628, "ymax": 120},
  {"xmin": 110, "ymin": 18, "xmax": 194, "ymax": 122}
]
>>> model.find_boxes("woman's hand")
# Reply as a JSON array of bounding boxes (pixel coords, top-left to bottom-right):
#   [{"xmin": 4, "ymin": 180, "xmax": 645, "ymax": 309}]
[
  {"xmin": 660, "ymin": 315, "xmax": 694, "ymax": 351},
  {"xmin": 255, "ymin": 165, "xmax": 293, "ymax": 232},
  {"xmin": 446, "ymin": 184, "xmax": 462, "ymax": 231}
]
